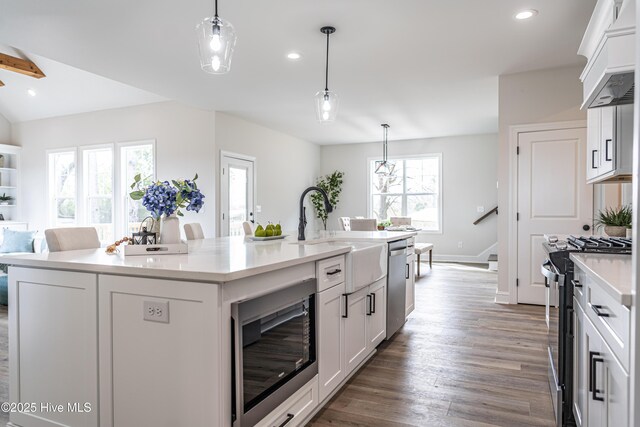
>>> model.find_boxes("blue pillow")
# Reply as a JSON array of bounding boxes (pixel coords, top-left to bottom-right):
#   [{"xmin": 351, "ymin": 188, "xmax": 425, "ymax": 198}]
[{"xmin": 0, "ymin": 229, "xmax": 36, "ymax": 253}]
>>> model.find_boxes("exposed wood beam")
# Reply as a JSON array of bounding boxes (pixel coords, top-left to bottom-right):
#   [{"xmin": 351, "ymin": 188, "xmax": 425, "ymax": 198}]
[
  {"xmin": 0, "ymin": 81, "xmax": 4, "ymax": 87},
  {"xmin": 0, "ymin": 53, "xmax": 45, "ymax": 79}
]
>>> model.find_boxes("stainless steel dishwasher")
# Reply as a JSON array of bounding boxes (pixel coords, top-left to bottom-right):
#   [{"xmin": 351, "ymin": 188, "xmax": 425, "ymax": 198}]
[{"xmin": 386, "ymin": 239, "xmax": 407, "ymax": 339}]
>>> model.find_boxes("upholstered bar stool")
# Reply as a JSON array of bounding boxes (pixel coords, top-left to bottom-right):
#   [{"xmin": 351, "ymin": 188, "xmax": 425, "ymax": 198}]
[
  {"xmin": 184, "ymin": 223, "xmax": 205, "ymax": 240},
  {"xmin": 45, "ymin": 227, "xmax": 101, "ymax": 252}
]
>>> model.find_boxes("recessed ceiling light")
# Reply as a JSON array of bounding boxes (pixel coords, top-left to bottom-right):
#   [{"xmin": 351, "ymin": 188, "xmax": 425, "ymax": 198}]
[
  {"xmin": 27, "ymin": 89, "xmax": 36, "ymax": 97},
  {"xmin": 515, "ymin": 9, "xmax": 538, "ymax": 20},
  {"xmin": 287, "ymin": 52, "xmax": 302, "ymax": 60}
]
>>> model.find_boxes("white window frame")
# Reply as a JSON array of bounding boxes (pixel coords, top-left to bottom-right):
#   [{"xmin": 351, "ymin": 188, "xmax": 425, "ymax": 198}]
[
  {"xmin": 367, "ymin": 153, "xmax": 443, "ymax": 234},
  {"xmin": 47, "ymin": 147, "xmax": 78, "ymax": 227},
  {"xmin": 80, "ymin": 143, "xmax": 115, "ymax": 242}
]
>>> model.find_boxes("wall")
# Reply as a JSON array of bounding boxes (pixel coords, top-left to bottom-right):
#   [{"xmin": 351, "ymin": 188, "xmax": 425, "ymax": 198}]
[
  {"xmin": 214, "ymin": 112, "xmax": 321, "ymax": 234},
  {"xmin": 320, "ymin": 133, "xmax": 498, "ymax": 261},
  {"xmin": 0, "ymin": 113, "xmax": 11, "ymax": 143},
  {"xmin": 12, "ymin": 101, "xmax": 217, "ymax": 236},
  {"xmin": 497, "ymin": 65, "xmax": 586, "ymax": 301}
]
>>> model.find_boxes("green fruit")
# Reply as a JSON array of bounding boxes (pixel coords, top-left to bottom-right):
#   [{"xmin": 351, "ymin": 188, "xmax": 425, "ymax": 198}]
[
  {"xmin": 275, "ymin": 223, "xmax": 282, "ymax": 236},
  {"xmin": 265, "ymin": 224, "xmax": 274, "ymax": 237},
  {"xmin": 254, "ymin": 225, "xmax": 266, "ymax": 237}
]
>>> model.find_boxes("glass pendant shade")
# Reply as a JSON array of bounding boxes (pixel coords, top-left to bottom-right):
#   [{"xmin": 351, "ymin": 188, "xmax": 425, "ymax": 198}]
[
  {"xmin": 375, "ymin": 160, "xmax": 394, "ymax": 175},
  {"xmin": 196, "ymin": 16, "xmax": 237, "ymax": 74},
  {"xmin": 375, "ymin": 124, "xmax": 393, "ymax": 175},
  {"xmin": 315, "ymin": 90, "xmax": 339, "ymax": 122}
]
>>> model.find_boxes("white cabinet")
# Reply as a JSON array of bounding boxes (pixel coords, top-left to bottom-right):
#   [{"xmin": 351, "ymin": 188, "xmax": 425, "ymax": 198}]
[
  {"xmin": 98, "ymin": 274, "xmax": 220, "ymax": 427},
  {"xmin": 405, "ymin": 253, "xmax": 415, "ymax": 318},
  {"xmin": 318, "ymin": 281, "xmax": 346, "ymax": 402},
  {"xmin": 254, "ymin": 376, "xmax": 319, "ymax": 427},
  {"xmin": 586, "ymin": 105, "xmax": 633, "ymax": 184},
  {"xmin": 367, "ymin": 278, "xmax": 387, "ymax": 349},
  {"xmin": 573, "ymin": 299, "xmax": 588, "ymax": 427},
  {"xmin": 343, "ymin": 286, "xmax": 370, "ymax": 374}
]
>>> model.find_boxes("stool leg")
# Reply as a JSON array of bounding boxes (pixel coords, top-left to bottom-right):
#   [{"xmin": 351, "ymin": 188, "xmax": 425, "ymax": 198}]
[
  {"xmin": 429, "ymin": 249, "xmax": 432, "ymax": 269},
  {"xmin": 417, "ymin": 254, "xmax": 421, "ymax": 276}
]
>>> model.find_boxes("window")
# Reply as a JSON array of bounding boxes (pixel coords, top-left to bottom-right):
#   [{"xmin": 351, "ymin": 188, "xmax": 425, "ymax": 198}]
[
  {"xmin": 120, "ymin": 142, "xmax": 155, "ymax": 236},
  {"xmin": 369, "ymin": 154, "xmax": 442, "ymax": 232},
  {"xmin": 83, "ymin": 146, "xmax": 114, "ymax": 243},
  {"xmin": 48, "ymin": 150, "xmax": 77, "ymax": 226}
]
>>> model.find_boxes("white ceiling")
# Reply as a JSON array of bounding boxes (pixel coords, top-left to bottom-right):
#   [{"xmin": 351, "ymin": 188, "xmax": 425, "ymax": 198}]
[
  {"xmin": 0, "ymin": 0, "xmax": 595, "ymax": 144},
  {"xmin": 0, "ymin": 45, "xmax": 165, "ymax": 123}
]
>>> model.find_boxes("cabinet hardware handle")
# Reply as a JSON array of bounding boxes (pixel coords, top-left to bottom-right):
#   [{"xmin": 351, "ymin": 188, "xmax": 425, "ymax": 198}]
[
  {"xmin": 371, "ymin": 292, "xmax": 376, "ymax": 314},
  {"xmin": 366, "ymin": 294, "xmax": 372, "ymax": 316},
  {"xmin": 592, "ymin": 150, "xmax": 598, "ymax": 169},
  {"xmin": 568, "ymin": 308, "xmax": 574, "ymax": 336},
  {"xmin": 589, "ymin": 351, "xmax": 605, "ymax": 402},
  {"xmin": 326, "ymin": 268, "xmax": 342, "ymax": 276},
  {"xmin": 571, "ymin": 279, "xmax": 582, "ymax": 288},
  {"xmin": 276, "ymin": 413, "xmax": 295, "ymax": 427},
  {"xmin": 406, "ymin": 263, "xmax": 410, "ymax": 279},
  {"xmin": 342, "ymin": 294, "xmax": 348, "ymax": 318},
  {"xmin": 605, "ymin": 139, "xmax": 612, "ymax": 161},
  {"xmin": 592, "ymin": 304, "xmax": 610, "ymax": 317}
]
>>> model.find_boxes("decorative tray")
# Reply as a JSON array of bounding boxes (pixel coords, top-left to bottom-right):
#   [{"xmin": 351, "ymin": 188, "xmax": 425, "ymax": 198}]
[
  {"xmin": 248, "ymin": 235, "xmax": 287, "ymax": 241},
  {"xmin": 124, "ymin": 242, "xmax": 189, "ymax": 256}
]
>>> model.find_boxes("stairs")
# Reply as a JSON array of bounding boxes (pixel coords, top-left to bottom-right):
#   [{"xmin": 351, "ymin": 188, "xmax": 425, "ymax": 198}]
[{"xmin": 488, "ymin": 254, "xmax": 498, "ymax": 271}]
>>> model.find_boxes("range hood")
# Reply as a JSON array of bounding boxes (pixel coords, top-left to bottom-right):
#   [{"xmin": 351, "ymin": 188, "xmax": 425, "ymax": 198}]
[{"xmin": 579, "ymin": 0, "xmax": 635, "ymax": 109}]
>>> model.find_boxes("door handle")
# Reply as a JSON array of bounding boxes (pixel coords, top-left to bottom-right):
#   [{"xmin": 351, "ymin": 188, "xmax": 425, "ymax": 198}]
[
  {"xmin": 366, "ymin": 294, "xmax": 372, "ymax": 316},
  {"xmin": 592, "ymin": 150, "xmax": 598, "ymax": 169},
  {"xmin": 605, "ymin": 139, "xmax": 612, "ymax": 161},
  {"xmin": 249, "ymin": 212, "xmax": 255, "ymax": 224},
  {"xmin": 276, "ymin": 413, "xmax": 295, "ymax": 427},
  {"xmin": 371, "ymin": 292, "xmax": 376, "ymax": 313},
  {"xmin": 406, "ymin": 263, "xmax": 410, "ymax": 279},
  {"xmin": 342, "ymin": 294, "xmax": 348, "ymax": 318},
  {"xmin": 583, "ymin": 224, "xmax": 590, "ymax": 231},
  {"xmin": 589, "ymin": 351, "xmax": 605, "ymax": 401}
]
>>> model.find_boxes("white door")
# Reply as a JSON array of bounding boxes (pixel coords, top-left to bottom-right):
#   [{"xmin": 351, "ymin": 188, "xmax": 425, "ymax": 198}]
[
  {"xmin": 343, "ymin": 287, "xmax": 369, "ymax": 375},
  {"xmin": 317, "ymin": 282, "xmax": 346, "ymax": 402},
  {"xmin": 220, "ymin": 153, "xmax": 255, "ymax": 236},
  {"xmin": 367, "ymin": 279, "xmax": 386, "ymax": 350},
  {"xmin": 405, "ymin": 253, "xmax": 415, "ymax": 318},
  {"xmin": 517, "ymin": 127, "xmax": 592, "ymax": 305}
]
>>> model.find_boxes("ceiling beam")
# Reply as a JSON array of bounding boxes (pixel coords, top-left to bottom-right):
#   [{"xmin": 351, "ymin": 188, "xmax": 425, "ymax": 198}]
[
  {"xmin": 0, "ymin": 53, "xmax": 45, "ymax": 79},
  {"xmin": 0, "ymin": 81, "xmax": 4, "ymax": 87}
]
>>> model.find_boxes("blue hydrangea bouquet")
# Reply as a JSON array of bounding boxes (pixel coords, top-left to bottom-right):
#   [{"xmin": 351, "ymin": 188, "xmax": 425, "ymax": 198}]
[{"xmin": 130, "ymin": 173, "xmax": 205, "ymax": 219}]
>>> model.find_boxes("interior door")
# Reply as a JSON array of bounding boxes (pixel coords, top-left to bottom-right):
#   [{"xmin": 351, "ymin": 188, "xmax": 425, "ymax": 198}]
[
  {"xmin": 220, "ymin": 153, "xmax": 255, "ymax": 236},
  {"xmin": 517, "ymin": 127, "xmax": 592, "ymax": 305}
]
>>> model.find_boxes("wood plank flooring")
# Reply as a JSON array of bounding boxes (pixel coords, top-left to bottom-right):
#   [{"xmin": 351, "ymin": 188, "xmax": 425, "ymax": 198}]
[
  {"xmin": 307, "ymin": 263, "xmax": 555, "ymax": 427},
  {"xmin": 0, "ymin": 263, "xmax": 553, "ymax": 427}
]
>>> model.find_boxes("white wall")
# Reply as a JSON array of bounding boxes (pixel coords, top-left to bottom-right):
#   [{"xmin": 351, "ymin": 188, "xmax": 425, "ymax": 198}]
[
  {"xmin": 497, "ymin": 65, "xmax": 586, "ymax": 298},
  {"xmin": 214, "ymin": 112, "xmax": 321, "ymax": 234},
  {"xmin": 320, "ymin": 133, "xmax": 498, "ymax": 261},
  {"xmin": 12, "ymin": 101, "xmax": 217, "ymax": 237},
  {"xmin": 0, "ymin": 112, "xmax": 11, "ymax": 143}
]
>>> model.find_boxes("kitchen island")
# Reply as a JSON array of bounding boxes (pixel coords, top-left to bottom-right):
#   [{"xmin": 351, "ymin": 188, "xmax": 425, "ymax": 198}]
[{"xmin": 2, "ymin": 231, "xmax": 416, "ymax": 427}]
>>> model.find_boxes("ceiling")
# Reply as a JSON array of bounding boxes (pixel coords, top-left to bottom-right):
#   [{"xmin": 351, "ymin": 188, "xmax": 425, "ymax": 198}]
[{"xmin": 0, "ymin": 0, "xmax": 595, "ymax": 144}]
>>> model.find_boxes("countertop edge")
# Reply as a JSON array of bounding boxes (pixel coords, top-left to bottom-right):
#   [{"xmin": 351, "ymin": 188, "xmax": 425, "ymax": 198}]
[{"xmin": 570, "ymin": 253, "xmax": 632, "ymax": 307}]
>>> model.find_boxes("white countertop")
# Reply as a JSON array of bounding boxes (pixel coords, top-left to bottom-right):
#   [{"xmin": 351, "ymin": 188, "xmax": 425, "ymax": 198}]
[
  {"xmin": 570, "ymin": 253, "xmax": 633, "ymax": 307},
  {"xmin": 299, "ymin": 230, "xmax": 417, "ymax": 243},
  {"xmin": 1, "ymin": 236, "xmax": 352, "ymax": 283}
]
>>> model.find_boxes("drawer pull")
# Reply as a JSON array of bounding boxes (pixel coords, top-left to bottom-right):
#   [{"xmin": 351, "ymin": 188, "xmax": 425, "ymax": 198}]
[
  {"xmin": 571, "ymin": 279, "xmax": 582, "ymax": 288},
  {"xmin": 326, "ymin": 268, "xmax": 342, "ymax": 276},
  {"xmin": 342, "ymin": 294, "xmax": 348, "ymax": 318},
  {"xmin": 592, "ymin": 304, "xmax": 610, "ymax": 317},
  {"xmin": 276, "ymin": 413, "xmax": 295, "ymax": 427}
]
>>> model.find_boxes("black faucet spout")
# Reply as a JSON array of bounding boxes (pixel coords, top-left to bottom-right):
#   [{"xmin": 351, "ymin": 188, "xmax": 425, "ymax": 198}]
[{"xmin": 298, "ymin": 186, "xmax": 333, "ymax": 241}]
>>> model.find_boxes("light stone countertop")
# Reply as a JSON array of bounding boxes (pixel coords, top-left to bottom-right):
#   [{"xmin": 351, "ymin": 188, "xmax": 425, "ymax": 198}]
[
  {"xmin": 570, "ymin": 253, "xmax": 633, "ymax": 307},
  {"xmin": 1, "ymin": 231, "xmax": 416, "ymax": 283}
]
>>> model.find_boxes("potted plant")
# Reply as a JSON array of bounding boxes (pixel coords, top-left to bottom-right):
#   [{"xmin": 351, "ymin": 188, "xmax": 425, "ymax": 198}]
[
  {"xmin": 595, "ymin": 205, "xmax": 632, "ymax": 237},
  {"xmin": 377, "ymin": 220, "xmax": 391, "ymax": 231},
  {"xmin": 311, "ymin": 171, "xmax": 344, "ymax": 230},
  {"xmin": 0, "ymin": 193, "xmax": 13, "ymax": 205}
]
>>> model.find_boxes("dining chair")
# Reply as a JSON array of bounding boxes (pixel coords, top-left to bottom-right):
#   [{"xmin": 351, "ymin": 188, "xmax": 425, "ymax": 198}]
[
  {"xmin": 390, "ymin": 216, "xmax": 412, "ymax": 226},
  {"xmin": 45, "ymin": 227, "xmax": 101, "ymax": 252},
  {"xmin": 184, "ymin": 223, "xmax": 205, "ymax": 240},
  {"xmin": 242, "ymin": 221, "xmax": 254, "ymax": 236},
  {"xmin": 349, "ymin": 218, "xmax": 377, "ymax": 231},
  {"xmin": 339, "ymin": 217, "xmax": 351, "ymax": 231}
]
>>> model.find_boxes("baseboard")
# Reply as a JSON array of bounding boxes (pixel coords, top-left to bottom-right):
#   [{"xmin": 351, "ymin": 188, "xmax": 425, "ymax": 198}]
[
  {"xmin": 494, "ymin": 290, "xmax": 511, "ymax": 304},
  {"xmin": 429, "ymin": 242, "xmax": 497, "ymax": 265}
]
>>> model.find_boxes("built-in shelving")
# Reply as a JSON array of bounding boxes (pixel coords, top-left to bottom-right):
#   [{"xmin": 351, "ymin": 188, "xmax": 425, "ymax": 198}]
[{"xmin": 0, "ymin": 145, "xmax": 21, "ymax": 221}]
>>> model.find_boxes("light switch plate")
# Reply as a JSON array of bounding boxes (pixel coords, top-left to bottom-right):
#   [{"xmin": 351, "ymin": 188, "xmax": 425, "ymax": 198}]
[
  {"xmin": 143, "ymin": 301, "xmax": 170, "ymax": 323},
  {"xmin": 477, "ymin": 206, "xmax": 485, "ymax": 213}
]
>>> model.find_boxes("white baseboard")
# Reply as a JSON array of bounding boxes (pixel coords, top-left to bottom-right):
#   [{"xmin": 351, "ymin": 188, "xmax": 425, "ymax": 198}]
[
  {"xmin": 430, "ymin": 242, "xmax": 497, "ymax": 264},
  {"xmin": 494, "ymin": 290, "xmax": 511, "ymax": 304}
]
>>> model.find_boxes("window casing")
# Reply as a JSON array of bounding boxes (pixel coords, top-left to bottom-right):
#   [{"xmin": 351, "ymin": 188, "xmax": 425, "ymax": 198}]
[
  {"xmin": 48, "ymin": 149, "xmax": 77, "ymax": 227},
  {"xmin": 369, "ymin": 154, "xmax": 442, "ymax": 233}
]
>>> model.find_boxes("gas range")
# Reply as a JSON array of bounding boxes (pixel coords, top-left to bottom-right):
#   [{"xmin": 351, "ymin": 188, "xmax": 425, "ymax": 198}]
[{"xmin": 543, "ymin": 236, "xmax": 632, "ymax": 270}]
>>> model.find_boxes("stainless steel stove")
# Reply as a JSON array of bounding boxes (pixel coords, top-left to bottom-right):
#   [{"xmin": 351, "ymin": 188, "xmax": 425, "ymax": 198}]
[{"xmin": 541, "ymin": 235, "xmax": 632, "ymax": 427}]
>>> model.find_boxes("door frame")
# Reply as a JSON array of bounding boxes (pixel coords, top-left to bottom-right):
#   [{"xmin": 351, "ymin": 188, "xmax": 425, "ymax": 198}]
[
  {"xmin": 219, "ymin": 150, "xmax": 257, "ymax": 237},
  {"xmin": 506, "ymin": 120, "xmax": 587, "ymax": 304}
]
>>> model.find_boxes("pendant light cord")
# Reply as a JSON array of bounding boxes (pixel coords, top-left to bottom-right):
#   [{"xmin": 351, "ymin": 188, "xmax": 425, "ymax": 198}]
[
  {"xmin": 214, "ymin": 0, "xmax": 218, "ymax": 18},
  {"xmin": 324, "ymin": 32, "xmax": 330, "ymax": 92}
]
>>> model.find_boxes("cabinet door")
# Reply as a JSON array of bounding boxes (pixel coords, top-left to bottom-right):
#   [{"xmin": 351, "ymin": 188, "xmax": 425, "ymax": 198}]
[
  {"xmin": 603, "ymin": 342, "xmax": 629, "ymax": 427},
  {"xmin": 318, "ymin": 282, "xmax": 346, "ymax": 402},
  {"xmin": 599, "ymin": 106, "xmax": 615, "ymax": 175},
  {"xmin": 367, "ymin": 278, "xmax": 386, "ymax": 350},
  {"xmin": 405, "ymin": 254, "xmax": 415, "ymax": 318},
  {"xmin": 572, "ymin": 301, "xmax": 588, "ymax": 427},
  {"xmin": 585, "ymin": 314, "xmax": 606, "ymax": 427},
  {"xmin": 587, "ymin": 108, "xmax": 601, "ymax": 181},
  {"xmin": 343, "ymin": 286, "xmax": 369, "ymax": 375}
]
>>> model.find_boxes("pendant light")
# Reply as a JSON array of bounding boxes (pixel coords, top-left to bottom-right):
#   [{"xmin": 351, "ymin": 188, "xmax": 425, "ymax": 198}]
[
  {"xmin": 375, "ymin": 124, "xmax": 394, "ymax": 175},
  {"xmin": 315, "ymin": 26, "xmax": 339, "ymax": 122},
  {"xmin": 196, "ymin": 0, "xmax": 237, "ymax": 74}
]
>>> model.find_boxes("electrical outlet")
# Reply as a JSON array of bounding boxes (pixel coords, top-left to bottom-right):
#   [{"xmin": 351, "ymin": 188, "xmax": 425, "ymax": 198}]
[
  {"xmin": 477, "ymin": 206, "xmax": 485, "ymax": 213},
  {"xmin": 458, "ymin": 241, "xmax": 464, "ymax": 248},
  {"xmin": 256, "ymin": 205, "xmax": 262, "ymax": 213},
  {"xmin": 143, "ymin": 301, "xmax": 170, "ymax": 323}
]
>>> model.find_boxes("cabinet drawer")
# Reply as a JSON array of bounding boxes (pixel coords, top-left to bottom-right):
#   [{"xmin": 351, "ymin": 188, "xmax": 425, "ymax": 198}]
[
  {"xmin": 255, "ymin": 375, "xmax": 319, "ymax": 427},
  {"xmin": 573, "ymin": 267, "xmax": 586, "ymax": 310},
  {"xmin": 316, "ymin": 255, "xmax": 345, "ymax": 292},
  {"xmin": 586, "ymin": 277, "xmax": 630, "ymax": 371}
]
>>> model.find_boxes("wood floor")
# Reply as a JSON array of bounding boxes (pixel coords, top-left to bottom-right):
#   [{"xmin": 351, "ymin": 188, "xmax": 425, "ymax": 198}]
[
  {"xmin": 0, "ymin": 263, "xmax": 553, "ymax": 427},
  {"xmin": 307, "ymin": 263, "xmax": 555, "ymax": 427}
]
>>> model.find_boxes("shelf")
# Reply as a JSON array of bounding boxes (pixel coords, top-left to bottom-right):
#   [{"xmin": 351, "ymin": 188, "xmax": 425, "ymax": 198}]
[
  {"xmin": 0, "ymin": 168, "xmax": 16, "ymax": 172},
  {"xmin": 0, "ymin": 186, "xmax": 16, "ymax": 189}
]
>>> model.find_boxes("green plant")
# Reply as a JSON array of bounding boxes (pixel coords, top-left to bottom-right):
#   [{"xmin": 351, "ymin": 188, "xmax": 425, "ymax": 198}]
[
  {"xmin": 378, "ymin": 220, "xmax": 392, "ymax": 228},
  {"xmin": 595, "ymin": 205, "xmax": 632, "ymax": 229},
  {"xmin": 0, "ymin": 193, "xmax": 13, "ymax": 202},
  {"xmin": 311, "ymin": 171, "xmax": 344, "ymax": 230}
]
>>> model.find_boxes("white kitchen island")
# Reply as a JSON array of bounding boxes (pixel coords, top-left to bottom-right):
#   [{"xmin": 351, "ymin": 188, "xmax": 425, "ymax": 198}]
[{"xmin": 2, "ymin": 231, "xmax": 416, "ymax": 427}]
